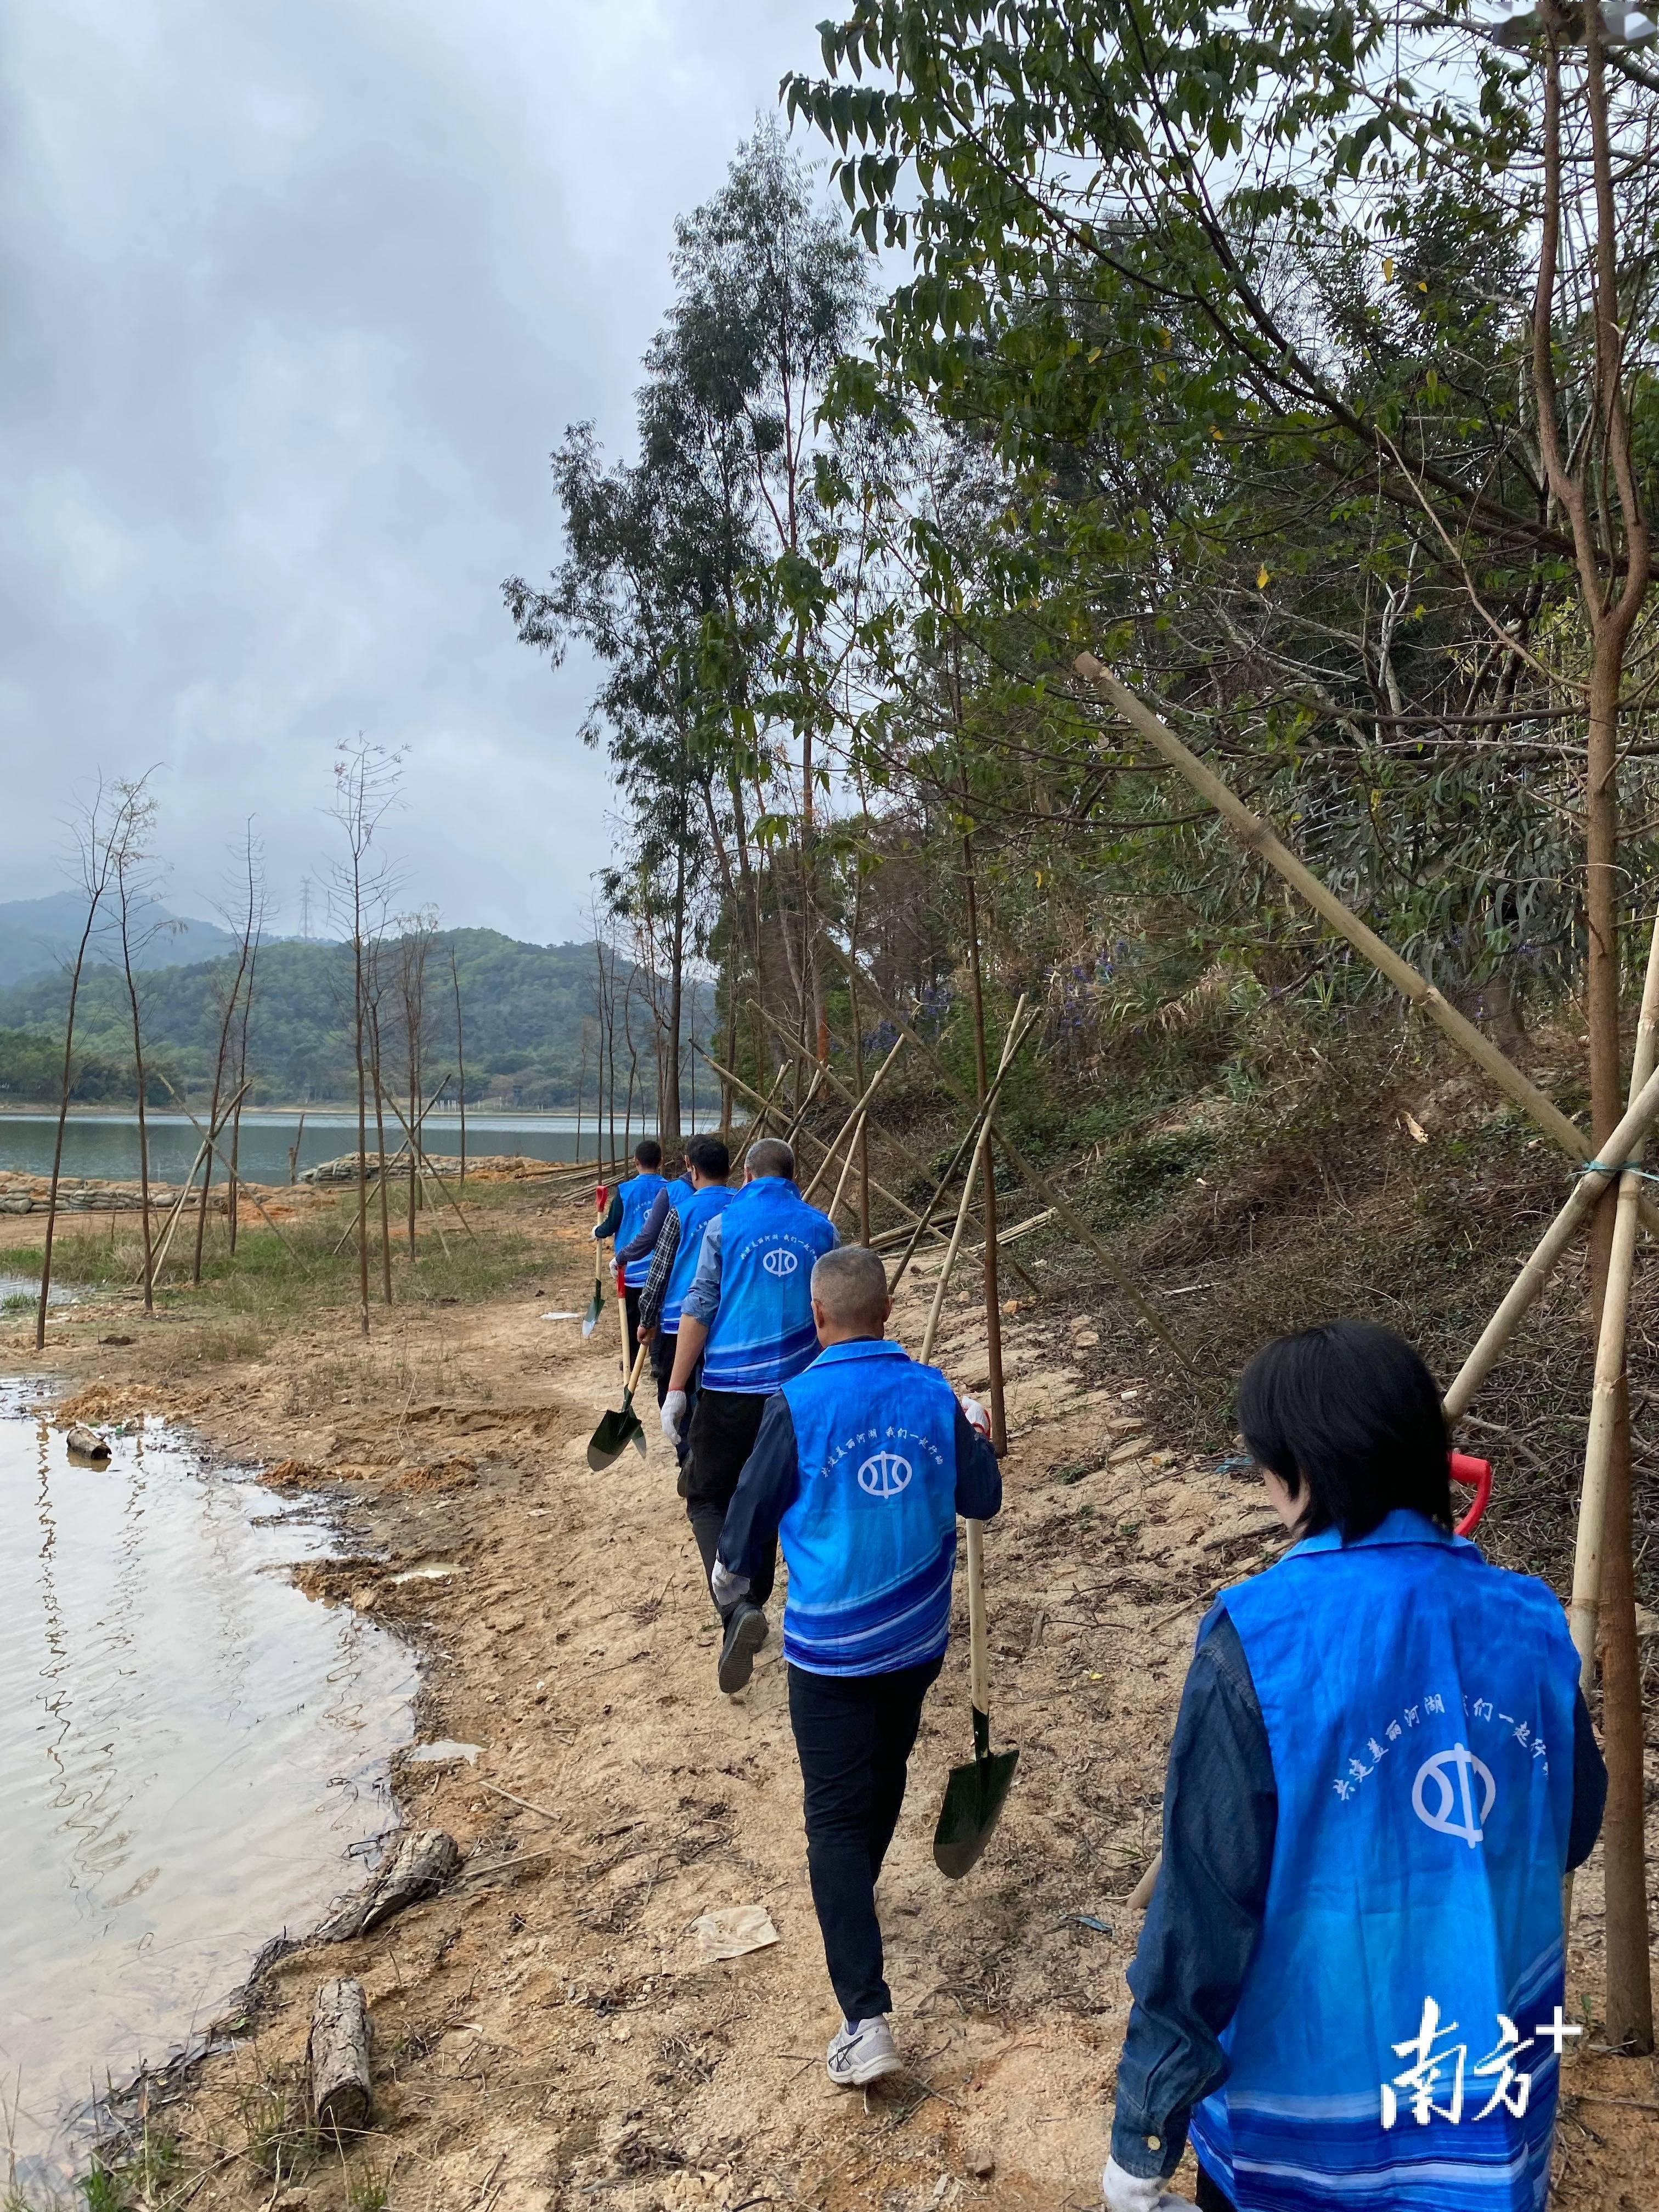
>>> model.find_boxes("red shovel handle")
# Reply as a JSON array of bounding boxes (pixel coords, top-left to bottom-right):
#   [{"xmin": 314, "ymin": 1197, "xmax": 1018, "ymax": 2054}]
[
  {"xmin": 1451, "ymin": 1449, "xmax": 1492, "ymax": 1538},
  {"xmin": 595, "ymin": 1182, "xmax": 608, "ymax": 1213}
]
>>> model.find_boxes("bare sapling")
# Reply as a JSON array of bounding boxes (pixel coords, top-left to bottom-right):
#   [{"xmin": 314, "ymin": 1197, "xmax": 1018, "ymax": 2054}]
[
  {"xmin": 110, "ymin": 774, "xmax": 164, "ymax": 1317},
  {"xmin": 193, "ymin": 823, "xmax": 261, "ymax": 1285},
  {"xmin": 329, "ymin": 740, "xmax": 403, "ymax": 1339},
  {"xmin": 228, "ymin": 888, "xmax": 262, "ymax": 1255},
  {"xmin": 36, "ymin": 777, "xmax": 120, "ymax": 1352}
]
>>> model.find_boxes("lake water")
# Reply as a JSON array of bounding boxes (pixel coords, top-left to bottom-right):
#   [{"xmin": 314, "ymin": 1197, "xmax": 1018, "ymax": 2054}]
[
  {"xmin": 0, "ymin": 1110, "xmax": 619, "ymax": 1184},
  {"xmin": 0, "ymin": 1389, "xmax": 414, "ymax": 2172}
]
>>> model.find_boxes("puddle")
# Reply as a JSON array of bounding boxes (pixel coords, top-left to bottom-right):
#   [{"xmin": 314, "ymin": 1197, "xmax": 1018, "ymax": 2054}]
[
  {"xmin": 0, "ymin": 1384, "xmax": 415, "ymax": 2174},
  {"xmin": 0, "ymin": 1273, "xmax": 80, "ymax": 1312}
]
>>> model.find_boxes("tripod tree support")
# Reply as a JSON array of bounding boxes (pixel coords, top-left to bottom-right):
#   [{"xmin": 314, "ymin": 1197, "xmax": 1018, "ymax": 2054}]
[{"xmin": 816, "ymin": 934, "xmax": 1193, "ymax": 1374}]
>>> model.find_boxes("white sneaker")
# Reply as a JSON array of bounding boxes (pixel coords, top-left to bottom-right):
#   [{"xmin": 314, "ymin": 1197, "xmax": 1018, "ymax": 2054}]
[{"xmin": 826, "ymin": 2015, "xmax": 902, "ymax": 2087}]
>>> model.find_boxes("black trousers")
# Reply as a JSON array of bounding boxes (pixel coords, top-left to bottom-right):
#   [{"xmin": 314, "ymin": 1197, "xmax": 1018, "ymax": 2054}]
[
  {"xmin": 685, "ymin": 1387, "xmax": 774, "ymax": 1615},
  {"xmin": 1195, "ymin": 2166, "xmax": 1235, "ymax": 2212},
  {"xmin": 623, "ymin": 1284, "xmax": 642, "ymax": 1370},
  {"xmin": 788, "ymin": 1656, "xmax": 943, "ymax": 2025}
]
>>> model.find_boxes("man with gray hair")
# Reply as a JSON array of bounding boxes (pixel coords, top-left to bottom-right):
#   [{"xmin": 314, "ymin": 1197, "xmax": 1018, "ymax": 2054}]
[
  {"xmin": 712, "ymin": 1242, "xmax": 1001, "ymax": 2089},
  {"xmin": 663, "ymin": 1135, "xmax": 838, "ymax": 1688}
]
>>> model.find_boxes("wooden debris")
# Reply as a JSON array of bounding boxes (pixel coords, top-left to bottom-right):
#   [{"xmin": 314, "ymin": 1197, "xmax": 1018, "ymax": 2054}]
[
  {"xmin": 321, "ymin": 1827, "xmax": 460, "ymax": 1939},
  {"xmin": 65, "ymin": 1424, "xmax": 111, "ymax": 1462},
  {"xmin": 308, "ymin": 1977, "xmax": 372, "ymax": 2136}
]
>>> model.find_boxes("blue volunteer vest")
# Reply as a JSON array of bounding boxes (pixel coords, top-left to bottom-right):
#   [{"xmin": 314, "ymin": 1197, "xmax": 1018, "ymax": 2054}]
[
  {"xmin": 778, "ymin": 1338, "xmax": 961, "ymax": 1675},
  {"xmin": 698, "ymin": 1175, "xmax": 836, "ymax": 1392},
  {"xmin": 615, "ymin": 1171, "xmax": 668, "ymax": 1289},
  {"xmin": 661, "ymin": 1181, "xmax": 737, "ymax": 1335},
  {"xmin": 1187, "ymin": 1513, "xmax": 1579, "ymax": 2212}
]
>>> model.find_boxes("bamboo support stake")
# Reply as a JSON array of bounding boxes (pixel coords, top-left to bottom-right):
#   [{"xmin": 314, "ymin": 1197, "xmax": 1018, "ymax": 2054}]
[
  {"xmin": 828, "ymin": 1116, "xmax": 865, "ymax": 1219},
  {"xmin": 816, "ymin": 936, "xmax": 1192, "ymax": 1371},
  {"xmin": 801, "ymin": 1034, "xmax": 907, "ymax": 1202},
  {"xmin": 1074, "ymin": 654, "xmax": 1659, "ymax": 1235},
  {"xmin": 697, "ymin": 1045, "xmax": 943, "ymax": 1237},
  {"xmin": 918, "ymin": 1001, "xmax": 1033, "ymax": 1361},
  {"xmin": 150, "ymin": 1081, "xmax": 251, "ymax": 1277},
  {"xmin": 749, "ymin": 995, "xmax": 1046, "ymax": 1293},
  {"xmin": 155, "ymin": 1076, "xmax": 303, "ymax": 1259},
  {"xmin": 1443, "ymin": 1057, "xmax": 1659, "ymax": 1419},
  {"xmin": 888, "ymin": 1004, "xmax": 1032, "ymax": 1294},
  {"xmin": 1569, "ymin": 910, "xmax": 1659, "ymax": 1686}
]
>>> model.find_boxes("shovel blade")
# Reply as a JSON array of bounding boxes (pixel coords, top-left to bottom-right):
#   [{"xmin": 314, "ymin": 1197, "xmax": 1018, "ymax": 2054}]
[
  {"xmin": 587, "ymin": 1398, "xmax": 644, "ymax": 1470},
  {"xmin": 581, "ymin": 1284, "xmax": 603, "ymax": 1338},
  {"xmin": 932, "ymin": 1748, "xmax": 1019, "ymax": 1880}
]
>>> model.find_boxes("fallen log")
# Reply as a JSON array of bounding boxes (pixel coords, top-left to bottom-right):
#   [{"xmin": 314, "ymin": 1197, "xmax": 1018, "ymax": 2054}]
[
  {"xmin": 321, "ymin": 1827, "xmax": 460, "ymax": 1939},
  {"xmin": 309, "ymin": 1977, "xmax": 372, "ymax": 2136}
]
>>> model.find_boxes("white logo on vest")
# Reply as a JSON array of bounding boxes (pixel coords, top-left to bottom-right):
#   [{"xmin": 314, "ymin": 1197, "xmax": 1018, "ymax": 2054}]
[
  {"xmin": 857, "ymin": 1448, "xmax": 913, "ymax": 1499},
  {"xmin": 761, "ymin": 1246, "xmax": 799, "ymax": 1277},
  {"xmin": 1412, "ymin": 1743, "xmax": 1497, "ymax": 1848}
]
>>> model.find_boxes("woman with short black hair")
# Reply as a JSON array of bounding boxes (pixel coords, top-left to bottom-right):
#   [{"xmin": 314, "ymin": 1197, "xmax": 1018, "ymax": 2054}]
[{"xmin": 1102, "ymin": 1321, "xmax": 1606, "ymax": 2212}]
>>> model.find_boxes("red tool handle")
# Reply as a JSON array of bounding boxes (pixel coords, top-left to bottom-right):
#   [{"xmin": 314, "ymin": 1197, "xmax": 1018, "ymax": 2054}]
[
  {"xmin": 1450, "ymin": 1449, "xmax": 1492, "ymax": 1538},
  {"xmin": 595, "ymin": 1182, "xmax": 608, "ymax": 1212}
]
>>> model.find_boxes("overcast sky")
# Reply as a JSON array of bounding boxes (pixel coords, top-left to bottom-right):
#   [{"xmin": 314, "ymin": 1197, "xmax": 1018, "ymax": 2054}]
[{"xmin": 1, "ymin": 0, "xmax": 826, "ymax": 945}]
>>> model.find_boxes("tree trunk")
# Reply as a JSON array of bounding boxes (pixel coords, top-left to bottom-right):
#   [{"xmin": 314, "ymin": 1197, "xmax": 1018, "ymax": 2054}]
[
  {"xmin": 353, "ymin": 930, "xmax": 370, "ymax": 1339},
  {"xmin": 1587, "ymin": 663, "xmax": 1652, "ymax": 2050},
  {"xmin": 664, "ymin": 834, "xmax": 686, "ymax": 1143}
]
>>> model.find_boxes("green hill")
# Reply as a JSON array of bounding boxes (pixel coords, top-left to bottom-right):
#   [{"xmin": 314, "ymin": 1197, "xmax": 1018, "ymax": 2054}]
[{"xmin": 0, "ymin": 929, "xmax": 658, "ymax": 1109}]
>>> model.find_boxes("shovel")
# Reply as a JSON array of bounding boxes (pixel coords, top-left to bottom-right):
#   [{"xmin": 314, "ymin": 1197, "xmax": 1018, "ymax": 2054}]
[
  {"xmin": 582, "ymin": 1183, "xmax": 608, "ymax": 1338},
  {"xmin": 588, "ymin": 1342, "xmax": 651, "ymax": 1470},
  {"xmin": 934, "ymin": 1517, "xmax": 1018, "ymax": 1876}
]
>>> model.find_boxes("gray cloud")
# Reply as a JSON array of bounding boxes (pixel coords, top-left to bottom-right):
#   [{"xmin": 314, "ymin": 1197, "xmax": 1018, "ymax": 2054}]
[{"xmin": 1, "ymin": 0, "xmax": 815, "ymax": 942}]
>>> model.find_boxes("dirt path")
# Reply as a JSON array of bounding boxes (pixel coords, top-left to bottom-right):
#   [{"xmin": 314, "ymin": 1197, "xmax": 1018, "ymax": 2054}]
[{"xmin": 7, "ymin": 1204, "xmax": 1656, "ymax": 2210}]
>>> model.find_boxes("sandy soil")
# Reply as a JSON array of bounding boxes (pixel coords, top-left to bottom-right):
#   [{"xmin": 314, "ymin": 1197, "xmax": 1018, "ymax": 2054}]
[{"xmin": 4, "ymin": 1197, "xmax": 1657, "ymax": 2211}]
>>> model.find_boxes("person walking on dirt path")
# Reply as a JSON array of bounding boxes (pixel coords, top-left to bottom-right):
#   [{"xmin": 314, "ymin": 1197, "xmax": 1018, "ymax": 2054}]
[
  {"xmin": 710, "ymin": 1244, "xmax": 1002, "ymax": 2088},
  {"xmin": 661, "ymin": 1136, "xmax": 837, "ymax": 1683},
  {"xmin": 638, "ymin": 1135, "xmax": 735, "ymax": 1474},
  {"xmin": 594, "ymin": 1138, "xmax": 674, "ymax": 1369},
  {"xmin": 1102, "ymin": 1321, "xmax": 1606, "ymax": 2212}
]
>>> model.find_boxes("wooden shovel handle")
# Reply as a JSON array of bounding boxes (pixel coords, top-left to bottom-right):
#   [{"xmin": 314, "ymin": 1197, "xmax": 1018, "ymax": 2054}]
[
  {"xmin": 623, "ymin": 1340, "xmax": 650, "ymax": 1398},
  {"xmin": 966, "ymin": 1516, "xmax": 990, "ymax": 1724}
]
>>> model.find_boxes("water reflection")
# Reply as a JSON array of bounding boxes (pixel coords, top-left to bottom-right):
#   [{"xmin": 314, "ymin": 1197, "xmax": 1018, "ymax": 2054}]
[{"xmin": 0, "ymin": 1388, "xmax": 414, "ymax": 2170}]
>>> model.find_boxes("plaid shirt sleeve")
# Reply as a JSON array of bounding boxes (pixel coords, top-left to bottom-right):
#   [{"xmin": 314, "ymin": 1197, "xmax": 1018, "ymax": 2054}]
[{"xmin": 637, "ymin": 1208, "xmax": 681, "ymax": 1333}]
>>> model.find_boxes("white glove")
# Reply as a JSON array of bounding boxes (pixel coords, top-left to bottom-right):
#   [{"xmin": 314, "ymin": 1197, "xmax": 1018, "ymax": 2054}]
[
  {"xmin": 592, "ymin": 1222, "xmax": 605, "ymax": 1240},
  {"xmin": 661, "ymin": 1390, "xmax": 688, "ymax": 1445},
  {"xmin": 1102, "ymin": 2158, "xmax": 1192, "ymax": 2211},
  {"xmin": 710, "ymin": 1559, "xmax": 751, "ymax": 1610},
  {"xmin": 958, "ymin": 1395, "xmax": 992, "ymax": 1441}
]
